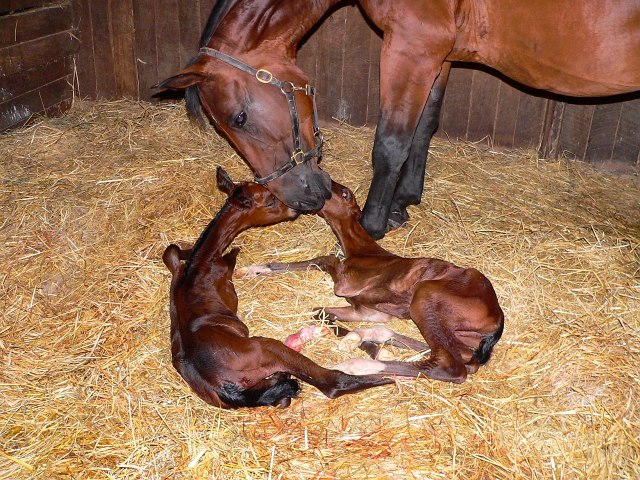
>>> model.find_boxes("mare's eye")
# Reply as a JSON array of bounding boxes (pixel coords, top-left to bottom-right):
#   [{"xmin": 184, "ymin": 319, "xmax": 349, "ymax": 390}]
[
  {"xmin": 233, "ymin": 111, "xmax": 247, "ymax": 128},
  {"xmin": 265, "ymin": 197, "xmax": 276, "ymax": 207}
]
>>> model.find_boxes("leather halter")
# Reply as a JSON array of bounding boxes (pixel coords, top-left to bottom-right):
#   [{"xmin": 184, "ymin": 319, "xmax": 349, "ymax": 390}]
[{"xmin": 198, "ymin": 47, "xmax": 324, "ymax": 185}]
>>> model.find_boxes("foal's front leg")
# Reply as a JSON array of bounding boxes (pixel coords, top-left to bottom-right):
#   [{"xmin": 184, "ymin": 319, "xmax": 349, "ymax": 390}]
[{"xmin": 234, "ymin": 255, "xmax": 338, "ymax": 279}]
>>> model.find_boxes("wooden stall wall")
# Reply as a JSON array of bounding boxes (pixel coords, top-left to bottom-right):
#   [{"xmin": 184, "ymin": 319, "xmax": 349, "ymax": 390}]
[
  {"xmin": 0, "ymin": 1, "xmax": 79, "ymax": 131},
  {"xmin": 14, "ymin": 1, "xmax": 637, "ymax": 170}
]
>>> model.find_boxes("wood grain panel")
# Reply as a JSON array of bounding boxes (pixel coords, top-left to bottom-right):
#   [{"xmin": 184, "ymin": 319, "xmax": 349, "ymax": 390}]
[
  {"xmin": 88, "ymin": 0, "xmax": 116, "ymax": 98},
  {"xmin": 440, "ymin": 65, "xmax": 473, "ymax": 139},
  {"xmin": 611, "ymin": 98, "xmax": 640, "ymax": 164},
  {"xmin": 338, "ymin": 5, "xmax": 371, "ymax": 126},
  {"xmin": 111, "ymin": 0, "xmax": 137, "ymax": 98},
  {"xmin": 0, "ymin": 2, "xmax": 71, "ymax": 48},
  {"xmin": 0, "ymin": 76, "xmax": 72, "ymax": 131},
  {"xmin": 557, "ymin": 103, "xmax": 595, "ymax": 159},
  {"xmin": 72, "ymin": 0, "xmax": 96, "ymax": 98},
  {"xmin": 466, "ymin": 69, "xmax": 500, "ymax": 142},
  {"xmin": 583, "ymin": 103, "xmax": 623, "ymax": 163},
  {"xmin": 155, "ymin": 0, "xmax": 181, "ymax": 85},
  {"xmin": 313, "ymin": 7, "xmax": 346, "ymax": 122},
  {"xmin": 0, "ymin": 29, "xmax": 78, "ymax": 77},
  {"xmin": 132, "ymin": 0, "xmax": 157, "ymax": 100}
]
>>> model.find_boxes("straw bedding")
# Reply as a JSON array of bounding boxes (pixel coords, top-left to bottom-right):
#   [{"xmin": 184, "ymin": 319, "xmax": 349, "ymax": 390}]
[{"xmin": 1, "ymin": 100, "xmax": 638, "ymax": 479}]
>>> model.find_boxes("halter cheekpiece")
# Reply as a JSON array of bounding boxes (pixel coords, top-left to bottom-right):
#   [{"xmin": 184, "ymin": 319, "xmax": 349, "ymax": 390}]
[{"xmin": 198, "ymin": 47, "xmax": 324, "ymax": 185}]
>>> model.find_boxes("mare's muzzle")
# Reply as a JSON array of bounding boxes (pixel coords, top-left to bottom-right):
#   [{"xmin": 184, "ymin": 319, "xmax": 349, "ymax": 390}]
[{"xmin": 198, "ymin": 47, "xmax": 325, "ymax": 188}]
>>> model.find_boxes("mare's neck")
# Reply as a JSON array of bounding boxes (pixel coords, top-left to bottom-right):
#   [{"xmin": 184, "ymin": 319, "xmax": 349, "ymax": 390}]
[
  {"xmin": 324, "ymin": 212, "xmax": 390, "ymax": 258},
  {"xmin": 187, "ymin": 204, "xmax": 245, "ymax": 268},
  {"xmin": 209, "ymin": 0, "xmax": 343, "ymax": 55}
]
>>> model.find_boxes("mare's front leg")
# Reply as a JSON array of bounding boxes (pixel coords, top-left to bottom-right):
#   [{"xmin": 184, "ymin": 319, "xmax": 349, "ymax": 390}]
[
  {"xmin": 388, "ymin": 62, "xmax": 451, "ymax": 230},
  {"xmin": 360, "ymin": 29, "xmax": 455, "ymax": 239}
]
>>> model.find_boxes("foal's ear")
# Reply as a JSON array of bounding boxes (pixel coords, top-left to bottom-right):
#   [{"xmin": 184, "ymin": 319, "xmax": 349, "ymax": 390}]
[
  {"xmin": 154, "ymin": 68, "xmax": 208, "ymax": 90},
  {"xmin": 216, "ymin": 166, "xmax": 236, "ymax": 195},
  {"xmin": 223, "ymin": 247, "xmax": 240, "ymax": 269}
]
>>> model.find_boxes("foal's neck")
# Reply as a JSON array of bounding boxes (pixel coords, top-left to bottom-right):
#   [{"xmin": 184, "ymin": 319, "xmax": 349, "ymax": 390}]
[
  {"xmin": 324, "ymin": 212, "xmax": 391, "ymax": 258},
  {"xmin": 187, "ymin": 204, "xmax": 245, "ymax": 268}
]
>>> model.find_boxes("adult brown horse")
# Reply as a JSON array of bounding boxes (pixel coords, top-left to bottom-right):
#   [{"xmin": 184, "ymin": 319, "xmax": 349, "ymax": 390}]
[{"xmin": 157, "ymin": 0, "xmax": 640, "ymax": 238}]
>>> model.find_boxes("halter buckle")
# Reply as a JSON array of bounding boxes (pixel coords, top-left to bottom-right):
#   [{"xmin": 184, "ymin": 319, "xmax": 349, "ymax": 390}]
[
  {"xmin": 291, "ymin": 150, "xmax": 305, "ymax": 164},
  {"xmin": 256, "ymin": 69, "xmax": 273, "ymax": 84}
]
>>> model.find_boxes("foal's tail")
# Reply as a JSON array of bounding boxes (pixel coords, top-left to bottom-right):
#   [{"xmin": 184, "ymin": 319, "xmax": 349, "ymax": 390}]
[{"xmin": 473, "ymin": 316, "xmax": 505, "ymax": 365}]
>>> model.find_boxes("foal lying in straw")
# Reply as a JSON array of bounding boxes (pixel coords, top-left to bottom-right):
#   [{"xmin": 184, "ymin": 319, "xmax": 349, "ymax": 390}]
[
  {"xmin": 238, "ymin": 182, "xmax": 505, "ymax": 383},
  {"xmin": 163, "ymin": 168, "xmax": 397, "ymax": 409}
]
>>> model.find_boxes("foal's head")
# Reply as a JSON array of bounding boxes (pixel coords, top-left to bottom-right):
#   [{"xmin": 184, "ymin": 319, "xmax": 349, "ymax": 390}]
[
  {"xmin": 319, "ymin": 181, "xmax": 362, "ymax": 222},
  {"xmin": 216, "ymin": 166, "xmax": 301, "ymax": 227}
]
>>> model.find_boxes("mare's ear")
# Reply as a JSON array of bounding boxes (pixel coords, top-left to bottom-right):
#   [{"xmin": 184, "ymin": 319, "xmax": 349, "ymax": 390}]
[
  {"xmin": 154, "ymin": 66, "xmax": 208, "ymax": 90},
  {"xmin": 216, "ymin": 166, "xmax": 235, "ymax": 195},
  {"xmin": 223, "ymin": 247, "xmax": 240, "ymax": 269}
]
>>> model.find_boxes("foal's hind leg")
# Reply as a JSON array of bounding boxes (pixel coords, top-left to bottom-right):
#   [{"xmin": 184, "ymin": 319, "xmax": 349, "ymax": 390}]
[
  {"xmin": 388, "ymin": 63, "xmax": 451, "ymax": 231},
  {"xmin": 408, "ymin": 283, "xmax": 468, "ymax": 383}
]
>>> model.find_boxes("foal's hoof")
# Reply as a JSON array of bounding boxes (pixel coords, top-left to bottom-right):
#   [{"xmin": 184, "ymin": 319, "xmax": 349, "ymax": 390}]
[
  {"xmin": 338, "ymin": 332, "xmax": 363, "ymax": 352},
  {"xmin": 234, "ymin": 264, "xmax": 271, "ymax": 279}
]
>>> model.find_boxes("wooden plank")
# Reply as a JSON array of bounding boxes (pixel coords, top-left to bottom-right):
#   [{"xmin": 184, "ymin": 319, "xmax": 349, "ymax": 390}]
[
  {"xmin": 556, "ymin": 103, "xmax": 595, "ymax": 159},
  {"xmin": 512, "ymin": 91, "xmax": 548, "ymax": 149},
  {"xmin": 297, "ymin": 25, "xmax": 319, "ymax": 85},
  {"xmin": 466, "ymin": 68, "xmax": 500, "ymax": 142},
  {"xmin": 0, "ymin": 0, "xmax": 59, "ymax": 15},
  {"xmin": 611, "ymin": 97, "xmax": 640, "ymax": 164},
  {"xmin": 0, "ymin": 75, "xmax": 72, "ymax": 131},
  {"xmin": 539, "ymin": 100, "xmax": 564, "ymax": 159},
  {"xmin": 492, "ymin": 80, "xmax": 521, "ymax": 147},
  {"xmin": 155, "ymin": 0, "xmax": 181, "ymax": 86},
  {"xmin": 178, "ymin": 0, "xmax": 201, "ymax": 67},
  {"xmin": 110, "ymin": 0, "xmax": 137, "ymax": 97},
  {"xmin": 72, "ymin": 0, "xmax": 96, "ymax": 98},
  {"xmin": 0, "ymin": 56, "xmax": 72, "ymax": 102},
  {"xmin": 366, "ymin": 29, "xmax": 382, "ymax": 126},
  {"xmin": 583, "ymin": 102, "xmax": 623, "ymax": 163},
  {"xmin": 338, "ymin": 5, "xmax": 370, "ymax": 125},
  {"xmin": 132, "ymin": 0, "xmax": 157, "ymax": 100},
  {"xmin": 313, "ymin": 7, "xmax": 347, "ymax": 121},
  {"xmin": 0, "ymin": 29, "xmax": 78, "ymax": 77},
  {"xmin": 88, "ymin": 0, "xmax": 117, "ymax": 98},
  {"xmin": 0, "ymin": 3, "xmax": 72, "ymax": 48},
  {"xmin": 440, "ymin": 64, "xmax": 473, "ymax": 140}
]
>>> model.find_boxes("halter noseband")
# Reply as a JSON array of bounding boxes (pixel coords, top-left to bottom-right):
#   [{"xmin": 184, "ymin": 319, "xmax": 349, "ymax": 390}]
[{"xmin": 198, "ymin": 47, "xmax": 324, "ymax": 185}]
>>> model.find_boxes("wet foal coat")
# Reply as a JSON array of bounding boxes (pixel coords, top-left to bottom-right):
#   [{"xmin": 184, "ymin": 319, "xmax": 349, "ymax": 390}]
[
  {"xmin": 164, "ymin": 168, "xmax": 395, "ymax": 408},
  {"xmin": 240, "ymin": 182, "xmax": 505, "ymax": 383}
]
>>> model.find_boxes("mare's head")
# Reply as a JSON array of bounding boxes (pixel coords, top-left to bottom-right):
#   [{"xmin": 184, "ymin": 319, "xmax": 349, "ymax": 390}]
[
  {"xmin": 216, "ymin": 166, "xmax": 301, "ymax": 227},
  {"xmin": 158, "ymin": 49, "xmax": 332, "ymax": 213}
]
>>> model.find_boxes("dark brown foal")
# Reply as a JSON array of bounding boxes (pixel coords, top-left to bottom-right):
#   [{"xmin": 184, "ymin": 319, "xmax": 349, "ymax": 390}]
[
  {"xmin": 163, "ymin": 168, "xmax": 395, "ymax": 409},
  {"xmin": 238, "ymin": 182, "xmax": 504, "ymax": 384}
]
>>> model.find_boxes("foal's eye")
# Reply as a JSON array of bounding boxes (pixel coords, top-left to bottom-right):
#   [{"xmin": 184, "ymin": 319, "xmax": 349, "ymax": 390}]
[
  {"xmin": 265, "ymin": 197, "xmax": 276, "ymax": 207},
  {"xmin": 233, "ymin": 111, "xmax": 247, "ymax": 128}
]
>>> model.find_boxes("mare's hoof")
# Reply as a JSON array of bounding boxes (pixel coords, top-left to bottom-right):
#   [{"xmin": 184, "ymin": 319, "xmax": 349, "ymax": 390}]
[{"xmin": 386, "ymin": 209, "xmax": 410, "ymax": 232}]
